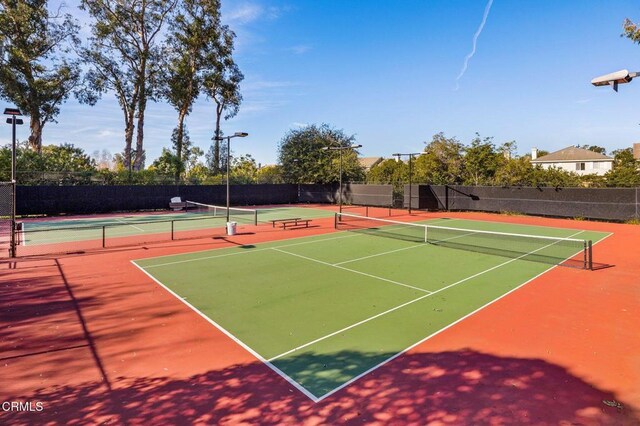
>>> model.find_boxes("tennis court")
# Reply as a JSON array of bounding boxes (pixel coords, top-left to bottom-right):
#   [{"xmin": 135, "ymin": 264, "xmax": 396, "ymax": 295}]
[
  {"xmin": 18, "ymin": 204, "xmax": 337, "ymax": 247},
  {"xmin": 133, "ymin": 214, "xmax": 609, "ymax": 400}
]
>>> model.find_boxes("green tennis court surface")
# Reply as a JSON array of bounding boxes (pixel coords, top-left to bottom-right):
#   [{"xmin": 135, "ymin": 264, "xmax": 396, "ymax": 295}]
[
  {"xmin": 133, "ymin": 217, "xmax": 608, "ymax": 401},
  {"xmin": 19, "ymin": 206, "xmax": 336, "ymax": 246}
]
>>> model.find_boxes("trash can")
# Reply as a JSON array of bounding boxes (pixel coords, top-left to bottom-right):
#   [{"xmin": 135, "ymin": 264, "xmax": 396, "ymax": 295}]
[{"xmin": 226, "ymin": 221, "xmax": 237, "ymax": 236}]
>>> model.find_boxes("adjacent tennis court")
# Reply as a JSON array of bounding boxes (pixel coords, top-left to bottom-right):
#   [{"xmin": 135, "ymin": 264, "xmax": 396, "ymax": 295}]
[
  {"xmin": 133, "ymin": 215, "xmax": 609, "ymax": 400},
  {"xmin": 18, "ymin": 204, "xmax": 336, "ymax": 247}
]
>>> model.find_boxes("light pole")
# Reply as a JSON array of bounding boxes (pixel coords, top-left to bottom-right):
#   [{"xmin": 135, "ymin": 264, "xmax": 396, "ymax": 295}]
[
  {"xmin": 392, "ymin": 152, "xmax": 424, "ymax": 214},
  {"xmin": 4, "ymin": 107, "xmax": 23, "ymax": 258},
  {"xmin": 214, "ymin": 132, "xmax": 248, "ymax": 225},
  {"xmin": 323, "ymin": 143, "xmax": 362, "ymax": 213}
]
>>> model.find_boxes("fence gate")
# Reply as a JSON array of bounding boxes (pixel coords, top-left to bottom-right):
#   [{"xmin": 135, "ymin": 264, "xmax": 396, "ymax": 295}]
[{"xmin": 0, "ymin": 182, "xmax": 15, "ymax": 258}]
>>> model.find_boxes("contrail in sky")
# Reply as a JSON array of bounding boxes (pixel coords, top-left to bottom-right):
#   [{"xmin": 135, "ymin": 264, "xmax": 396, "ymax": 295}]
[{"xmin": 455, "ymin": 0, "xmax": 494, "ymax": 90}]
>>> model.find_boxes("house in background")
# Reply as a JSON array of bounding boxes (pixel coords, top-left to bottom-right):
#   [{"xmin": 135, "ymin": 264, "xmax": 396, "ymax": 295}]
[
  {"xmin": 530, "ymin": 146, "xmax": 613, "ymax": 176},
  {"xmin": 358, "ymin": 157, "xmax": 383, "ymax": 171}
]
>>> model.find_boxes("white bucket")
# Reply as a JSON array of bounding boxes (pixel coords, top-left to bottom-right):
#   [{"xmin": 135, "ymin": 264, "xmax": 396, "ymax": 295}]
[{"xmin": 226, "ymin": 221, "xmax": 237, "ymax": 235}]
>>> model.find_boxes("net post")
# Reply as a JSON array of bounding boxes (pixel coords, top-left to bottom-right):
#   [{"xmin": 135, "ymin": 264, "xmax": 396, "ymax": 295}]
[
  {"xmin": 365, "ymin": 206, "xmax": 369, "ymax": 217},
  {"xmin": 171, "ymin": 220, "xmax": 175, "ymax": 240},
  {"xmin": 334, "ymin": 212, "xmax": 338, "ymax": 229},
  {"xmin": 102, "ymin": 226, "xmax": 106, "ymax": 248},
  {"xmin": 588, "ymin": 240, "xmax": 593, "ymax": 270},
  {"xmin": 424, "ymin": 225, "xmax": 428, "ymax": 243},
  {"xmin": 254, "ymin": 210, "xmax": 258, "ymax": 226}
]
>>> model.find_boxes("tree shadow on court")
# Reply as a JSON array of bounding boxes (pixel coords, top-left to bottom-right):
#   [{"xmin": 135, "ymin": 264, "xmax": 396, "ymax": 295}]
[
  {"xmin": 0, "ymin": 257, "xmax": 182, "ymax": 393},
  {"xmin": 0, "ymin": 259, "xmax": 101, "ymax": 356},
  {"xmin": 3, "ymin": 349, "xmax": 636, "ymax": 425}
]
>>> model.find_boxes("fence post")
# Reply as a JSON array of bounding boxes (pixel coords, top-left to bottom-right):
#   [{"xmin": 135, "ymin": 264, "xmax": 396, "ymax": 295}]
[{"xmin": 9, "ymin": 182, "xmax": 16, "ymax": 258}]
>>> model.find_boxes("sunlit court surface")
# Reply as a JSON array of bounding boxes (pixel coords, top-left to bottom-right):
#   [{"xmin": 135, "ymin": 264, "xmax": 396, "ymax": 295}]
[{"xmin": 1, "ymin": 204, "xmax": 639, "ymax": 424}]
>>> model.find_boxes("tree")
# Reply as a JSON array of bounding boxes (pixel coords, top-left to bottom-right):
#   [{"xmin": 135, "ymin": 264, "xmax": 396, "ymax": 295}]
[
  {"xmin": 494, "ymin": 157, "xmax": 534, "ymax": 186},
  {"xmin": 0, "ymin": 142, "xmax": 96, "ymax": 183},
  {"xmin": 577, "ymin": 144, "xmax": 607, "ymax": 155},
  {"xmin": 91, "ymin": 149, "xmax": 114, "ymax": 170},
  {"xmin": 604, "ymin": 148, "xmax": 640, "ymax": 187},
  {"xmin": 256, "ymin": 165, "xmax": 284, "ymax": 184},
  {"xmin": 80, "ymin": 0, "xmax": 177, "ymax": 171},
  {"xmin": 230, "ymin": 154, "xmax": 257, "ymax": 184},
  {"xmin": 463, "ymin": 134, "xmax": 501, "ymax": 185},
  {"xmin": 163, "ymin": 0, "xmax": 224, "ymax": 182},
  {"xmin": 206, "ymin": 138, "xmax": 229, "ymax": 174},
  {"xmin": 413, "ymin": 133, "xmax": 464, "ymax": 184},
  {"xmin": 40, "ymin": 143, "xmax": 95, "ymax": 171},
  {"xmin": 530, "ymin": 165, "xmax": 582, "ymax": 187},
  {"xmin": 151, "ymin": 126, "xmax": 203, "ymax": 180},
  {"xmin": 278, "ymin": 124, "xmax": 364, "ymax": 184},
  {"xmin": 0, "ymin": 0, "xmax": 82, "ymax": 152},
  {"xmin": 366, "ymin": 158, "xmax": 408, "ymax": 184},
  {"xmin": 150, "ymin": 148, "xmax": 178, "ymax": 176},
  {"xmin": 623, "ymin": 18, "xmax": 640, "ymax": 44},
  {"xmin": 203, "ymin": 25, "xmax": 243, "ymax": 174}
]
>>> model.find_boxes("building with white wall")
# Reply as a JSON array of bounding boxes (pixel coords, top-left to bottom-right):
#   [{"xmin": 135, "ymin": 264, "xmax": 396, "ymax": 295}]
[{"xmin": 530, "ymin": 146, "xmax": 613, "ymax": 176}]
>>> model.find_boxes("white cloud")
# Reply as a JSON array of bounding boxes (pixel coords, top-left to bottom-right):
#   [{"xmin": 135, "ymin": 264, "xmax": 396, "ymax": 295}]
[
  {"xmin": 97, "ymin": 129, "xmax": 117, "ymax": 138},
  {"xmin": 242, "ymin": 80, "xmax": 299, "ymax": 92},
  {"xmin": 238, "ymin": 100, "xmax": 288, "ymax": 114},
  {"xmin": 226, "ymin": 3, "xmax": 265, "ymax": 25},
  {"xmin": 285, "ymin": 44, "xmax": 312, "ymax": 55},
  {"xmin": 225, "ymin": 2, "xmax": 286, "ymax": 25}
]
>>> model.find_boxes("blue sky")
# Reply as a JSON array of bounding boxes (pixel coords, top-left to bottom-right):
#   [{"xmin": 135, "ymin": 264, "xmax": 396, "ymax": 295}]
[{"xmin": 3, "ymin": 0, "xmax": 640, "ymax": 165}]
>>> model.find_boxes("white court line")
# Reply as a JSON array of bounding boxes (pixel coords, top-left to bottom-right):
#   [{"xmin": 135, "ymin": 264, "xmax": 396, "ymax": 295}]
[
  {"xmin": 114, "ymin": 218, "xmax": 145, "ymax": 232},
  {"xmin": 318, "ymin": 230, "xmax": 602, "ymax": 401},
  {"xmin": 142, "ymin": 233, "xmax": 361, "ymax": 268},
  {"xmin": 271, "ymin": 247, "xmax": 432, "ymax": 294},
  {"xmin": 268, "ymin": 230, "xmax": 585, "ymax": 364},
  {"xmin": 333, "ymin": 244, "xmax": 424, "ymax": 266},
  {"xmin": 333, "ymin": 227, "xmax": 480, "ymax": 266},
  {"xmin": 139, "ymin": 217, "xmax": 457, "ymax": 268},
  {"xmin": 135, "ymin": 227, "xmax": 592, "ymax": 402},
  {"xmin": 130, "ymin": 260, "xmax": 321, "ymax": 402}
]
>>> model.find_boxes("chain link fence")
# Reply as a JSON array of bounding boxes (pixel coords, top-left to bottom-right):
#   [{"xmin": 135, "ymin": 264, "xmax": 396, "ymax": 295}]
[{"xmin": 0, "ymin": 182, "xmax": 15, "ymax": 257}]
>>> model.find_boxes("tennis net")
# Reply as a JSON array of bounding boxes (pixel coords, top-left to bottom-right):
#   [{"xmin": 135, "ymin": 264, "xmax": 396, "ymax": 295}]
[
  {"xmin": 335, "ymin": 212, "xmax": 592, "ymax": 269},
  {"xmin": 185, "ymin": 201, "xmax": 258, "ymax": 225}
]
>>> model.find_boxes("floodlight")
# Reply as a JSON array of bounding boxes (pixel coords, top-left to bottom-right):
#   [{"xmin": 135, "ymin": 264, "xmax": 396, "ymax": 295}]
[
  {"xmin": 3, "ymin": 108, "xmax": 21, "ymax": 116},
  {"xmin": 591, "ymin": 69, "xmax": 639, "ymax": 92}
]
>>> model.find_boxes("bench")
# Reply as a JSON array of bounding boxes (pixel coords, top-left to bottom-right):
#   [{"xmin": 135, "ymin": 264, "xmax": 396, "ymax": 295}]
[
  {"xmin": 169, "ymin": 197, "xmax": 186, "ymax": 211},
  {"xmin": 281, "ymin": 219, "xmax": 312, "ymax": 229},
  {"xmin": 169, "ymin": 202, "xmax": 186, "ymax": 211},
  {"xmin": 270, "ymin": 218, "xmax": 302, "ymax": 228}
]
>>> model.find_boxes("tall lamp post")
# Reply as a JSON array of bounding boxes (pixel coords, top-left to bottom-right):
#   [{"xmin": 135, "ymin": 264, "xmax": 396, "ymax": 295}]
[
  {"xmin": 214, "ymin": 132, "xmax": 248, "ymax": 225},
  {"xmin": 323, "ymin": 143, "xmax": 362, "ymax": 213},
  {"xmin": 4, "ymin": 108, "xmax": 23, "ymax": 258},
  {"xmin": 392, "ymin": 152, "xmax": 424, "ymax": 214}
]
